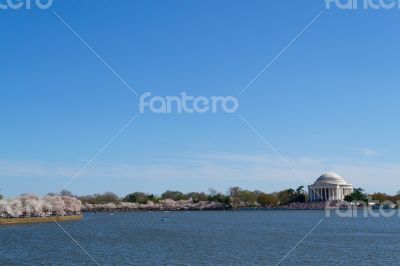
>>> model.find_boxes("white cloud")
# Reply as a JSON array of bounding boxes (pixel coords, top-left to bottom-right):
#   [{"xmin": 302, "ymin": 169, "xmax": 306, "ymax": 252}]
[
  {"xmin": 0, "ymin": 160, "xmax": 77, "ymax": 177},
  {"xmin": 0, "ymin": 153, "xmax": 399, "ymax": 194},
  {"xmin": 357, "ymin": 148, "xmax": 378, "ymax": 157}
]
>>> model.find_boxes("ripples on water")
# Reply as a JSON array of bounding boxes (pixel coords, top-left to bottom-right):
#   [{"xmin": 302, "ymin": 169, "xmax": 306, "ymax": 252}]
[{"xmin": 1, "ymin": 211, "xmax": 399, "ymax": 265}]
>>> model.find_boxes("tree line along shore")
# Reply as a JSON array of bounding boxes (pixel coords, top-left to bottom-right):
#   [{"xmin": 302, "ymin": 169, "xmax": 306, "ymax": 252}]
[
  {"xmin": 2, "ymin": 187, "xmax": 400, "ymax": 217},
  {"xmin": 60, "ymin": 187, "xmax": 400, "ymax": 211},
  {"xmin": 78, "ymin": 186, "xmax": 308, "ymax": 211},
  {"xmin": 0, "ymin": 194, "xmax": 81, "ymax": 219}
]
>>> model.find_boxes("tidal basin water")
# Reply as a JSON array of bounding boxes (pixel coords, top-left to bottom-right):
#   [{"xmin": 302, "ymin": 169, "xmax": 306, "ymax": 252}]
[{"xmin": 1, "ymin": 211, "xmax": 400, "ymax": 265}]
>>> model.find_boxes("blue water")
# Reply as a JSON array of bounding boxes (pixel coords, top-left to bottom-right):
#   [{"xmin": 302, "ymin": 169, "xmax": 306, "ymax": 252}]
[{"xmin": 1, "ymin": 211, "xmax": 399, "ymax": 265}]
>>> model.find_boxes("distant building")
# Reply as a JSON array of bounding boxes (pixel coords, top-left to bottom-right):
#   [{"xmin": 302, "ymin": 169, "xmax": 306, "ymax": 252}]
[{"xmin": 308, "ymin": 172, "xmax": 353, "ymax": 201}]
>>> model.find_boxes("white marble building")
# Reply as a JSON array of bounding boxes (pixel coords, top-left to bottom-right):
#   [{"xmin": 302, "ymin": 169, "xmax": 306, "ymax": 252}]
[{"xmin": 308, "ymin": 172, "xmax": 353, "ymax": 201}]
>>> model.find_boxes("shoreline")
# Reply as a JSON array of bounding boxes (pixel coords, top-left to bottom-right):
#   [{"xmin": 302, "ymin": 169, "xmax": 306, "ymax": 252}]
[
  {"xmin": 0, "ymin": 215, "xmax": 83, "ymax": 225},
  {"xmin": 83, "ymin": 207, "xmax": 328, "ymax": 213}
]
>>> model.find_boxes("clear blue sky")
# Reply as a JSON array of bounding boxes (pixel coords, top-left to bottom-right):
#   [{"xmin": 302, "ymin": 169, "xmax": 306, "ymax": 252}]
[{"xmin": 1, "ymin": 0, "xmax": 399, "ymax": 197}]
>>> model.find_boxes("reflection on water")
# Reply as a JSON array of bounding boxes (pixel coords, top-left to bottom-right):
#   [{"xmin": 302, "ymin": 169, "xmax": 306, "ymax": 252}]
[{"xmin": 1, "ymin": 211, "xmax": 399, "ymax": 265}]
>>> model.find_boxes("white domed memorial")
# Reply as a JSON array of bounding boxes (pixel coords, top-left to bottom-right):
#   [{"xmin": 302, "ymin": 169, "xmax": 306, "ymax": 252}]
[{"xmin": 308, "ymin": 172, "xmax": 353, "ymax": 201}]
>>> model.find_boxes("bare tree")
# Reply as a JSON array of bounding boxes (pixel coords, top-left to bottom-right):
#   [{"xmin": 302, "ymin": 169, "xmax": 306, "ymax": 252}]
[
  {"xmin": 228, "ymin": 186, "xmax": 241, "ymax": 209},
  {"xmin": 208, "ymin": 188, "xmax": 218, "ymax": 197}
]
